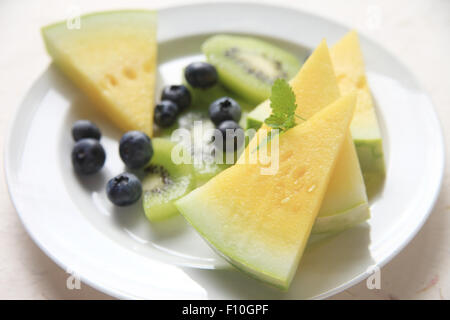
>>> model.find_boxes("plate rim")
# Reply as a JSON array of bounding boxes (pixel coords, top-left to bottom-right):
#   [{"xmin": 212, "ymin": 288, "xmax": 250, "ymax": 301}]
[{"xmin": 4, "ymin": 1, "xmax": 446, "ymax": 300}]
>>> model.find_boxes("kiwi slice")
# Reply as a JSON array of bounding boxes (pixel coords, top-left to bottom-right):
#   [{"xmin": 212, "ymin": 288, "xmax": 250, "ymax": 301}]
[
  {"xmin": 182, "ymin": 70, "xmax": 254, "ymax": 111},
  {"xmin": 154, "ymin": 111, "xmax": 233, "ymax": 186},
  {"xmin": 142, "ymin": 138, "xmax": 196, "ymax": 221},
  {"xmin": 202, "ymin": 35, "xmax": 302, "ymax": 104}
]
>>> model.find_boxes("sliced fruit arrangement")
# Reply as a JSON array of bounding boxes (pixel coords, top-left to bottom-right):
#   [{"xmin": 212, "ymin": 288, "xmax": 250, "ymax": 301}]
[
  {"xmin": 176, "ymin": 94, "xmax": 357, "ymax": 289},
  {"xmin": 290, "ymin": 40, "xmax": 370, "ymax": 233},
  {"xmin": 246, "ymin": 40, "xmax": 342, "ymax": 129},
  {"xmin": 247, "ymin": 32, "xmax": 386, "ymax": 196},
  {"xmin": 330, "ymin": 31, "xmax": 386, "ymax": 195},
  {"xmin": 247, "ymin": 40, "xmax": 370, "ymax": 234},
  {"xmin": 202, "ymin": 35, "xmax": 303, "ymax": 104},
  {"xmin": 48, "ymin": 10, "xmax": 384, "ymax": 291},
  {"xmin": 42, "ymin": 10, "xmax": 157, "ymax": 136},
  {"xmin": 154, "ymin": 61, "xmax": 247, "ymax": 188}
]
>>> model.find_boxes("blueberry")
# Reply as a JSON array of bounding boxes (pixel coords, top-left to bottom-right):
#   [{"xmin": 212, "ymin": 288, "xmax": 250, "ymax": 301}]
[
  {"xmin": 216, "ymin": 120, "xmax": 245, "ymax": 152},
  {"xmin": 106, "ymin": 172, "xmax": 142, "ymax": 206},
  {"xmin": 184, "ymin": 62, "xmax": 218, "ymax": 89},
  {"xmin": 72, "ymin": 120, "xmax": 101, "ymax": 141},
  {"xmin": 209, "ymin": 97, "xmax": 241, "ymax": 126},
  {"xmin": 119, "ymin": 131, "xmax": 153, "ymax": 169},
  {"xmin": 71, "ymin": 138, "xmax": 106, "ymax": 175},
  {"xmin": 154, "ymin": 100, "xmax": 179, "ymax": 128},
  {"xmin": 161, "ymin": 85, "xmax": 191, "ymax": 111}
]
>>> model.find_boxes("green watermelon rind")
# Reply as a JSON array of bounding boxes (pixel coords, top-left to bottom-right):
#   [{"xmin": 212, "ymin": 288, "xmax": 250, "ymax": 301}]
[{"xmin": 175, "ymin": 197, "xmax": 291, "ymax": 290}]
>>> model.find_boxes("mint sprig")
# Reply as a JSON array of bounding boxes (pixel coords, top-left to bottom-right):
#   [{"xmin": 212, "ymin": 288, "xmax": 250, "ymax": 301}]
[
  {"xmin": 254, "ymin": 79, "xmax": 303, "ymax": 152},
  {"xmin": 264, "ymin": 78, "xmax": 302, "ymax": 131}
]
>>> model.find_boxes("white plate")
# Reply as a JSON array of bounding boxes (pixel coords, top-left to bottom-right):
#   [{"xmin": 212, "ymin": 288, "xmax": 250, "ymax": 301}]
[{"xmin": 5, "ymin": 3, "xmax": 445, "ymax": 299}]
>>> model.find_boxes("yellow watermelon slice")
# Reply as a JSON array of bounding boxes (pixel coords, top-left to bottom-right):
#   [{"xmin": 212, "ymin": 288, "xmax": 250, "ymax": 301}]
[
  {"xmin": 247, "ymin": 40, "xmax": 370, "ymax": 233},
  {"xmin": 176, "ymin": 94, "xmax": 356, "ymax": 289},
  {"xmin": 42, "ymin": 10, "xmax": 157, "ymax": 136},
  {"xmin": 330, "ymin": 31, "xmax": 385, "ymax": 195}
]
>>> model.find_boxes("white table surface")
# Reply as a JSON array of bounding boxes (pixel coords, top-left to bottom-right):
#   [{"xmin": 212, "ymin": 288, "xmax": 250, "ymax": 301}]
[{"xmin": 0, "ymin": 0, "xmax": 448, "ymax": 300}]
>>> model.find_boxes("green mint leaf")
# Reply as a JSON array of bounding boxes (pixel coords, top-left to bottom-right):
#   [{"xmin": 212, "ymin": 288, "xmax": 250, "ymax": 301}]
[
  {"xmin": 264, "ymin": 78, "xmax": 298, "ymax": 131},
  {"xmin": 255, "ymin": 79, "xmax": 302, "ymax": 152},
  {"xmin": 283, "ymin": 116, "xmax": 296, "ymax": 130},
  {"xmin": 264, "ymin": 114, "xmax": 285, "ymax": 129},
  {"xmin": 270, "ymin": 78, "xmax": 297, "ymax": 118}
]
